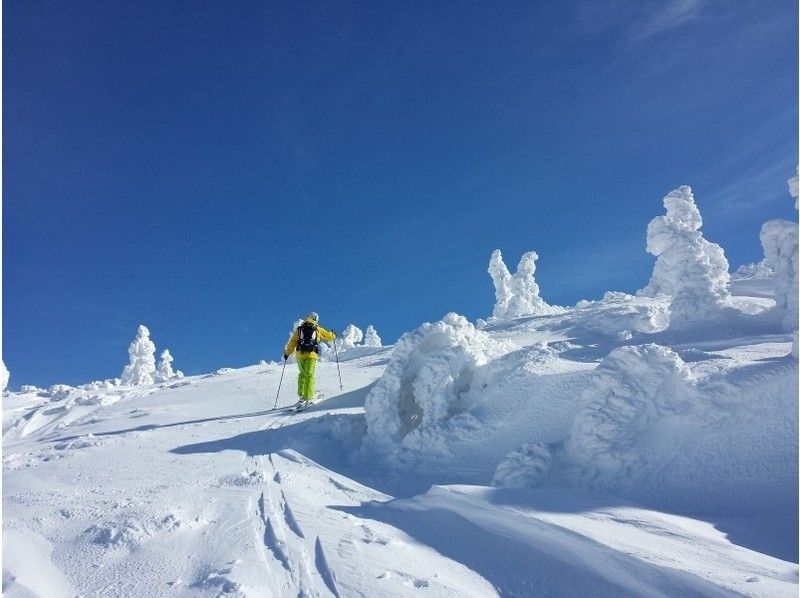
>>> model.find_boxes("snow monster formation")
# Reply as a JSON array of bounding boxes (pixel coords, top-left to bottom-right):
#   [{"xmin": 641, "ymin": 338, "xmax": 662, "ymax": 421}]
[
  {"xmin": 638, "ymin": 186, "xmax": 731, "ymax": 327},
  {"xmin": 364, "ymin": 313, "xmax": 510, "ymax": 453},
  {"xmin": 488, "ymin": 249, "xmax": 561, "ymax": 319},
  {"xmin": 120, "ymin": 325, "xmax": 157, "ymax": 386}
]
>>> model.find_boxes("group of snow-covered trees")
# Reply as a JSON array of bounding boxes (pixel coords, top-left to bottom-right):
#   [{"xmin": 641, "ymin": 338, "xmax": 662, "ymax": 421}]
[
  {"xmin": 120, "ymin": 325, "xmax": 183, "ymax": 386},
  {"xmin": 488, "ymin": 173, "xmax": 798, "ymax": 337}
]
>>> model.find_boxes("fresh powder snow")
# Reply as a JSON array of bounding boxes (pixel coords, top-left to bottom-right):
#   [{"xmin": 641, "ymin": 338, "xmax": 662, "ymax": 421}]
[{"xmin": 3, "ymin": 183, "xmax": 798, "ymax": 597}]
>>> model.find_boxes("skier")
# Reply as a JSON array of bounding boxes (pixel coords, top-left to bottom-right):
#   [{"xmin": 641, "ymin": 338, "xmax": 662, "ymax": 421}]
[{"xmin": 283, "ymin": 312, "xmax": 336, "ymax": 406}]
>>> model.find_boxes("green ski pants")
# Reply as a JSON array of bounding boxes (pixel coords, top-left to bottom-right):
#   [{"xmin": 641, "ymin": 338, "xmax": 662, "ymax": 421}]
[{"xmin": 297, "ymin": 356, "xmax": 317, "ymax": 400}]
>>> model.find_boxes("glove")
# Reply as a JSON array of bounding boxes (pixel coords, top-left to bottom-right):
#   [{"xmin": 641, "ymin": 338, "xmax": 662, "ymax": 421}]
[{"xmin": 283, "ymin": 354, "xmax": 289, "ymax": 361}]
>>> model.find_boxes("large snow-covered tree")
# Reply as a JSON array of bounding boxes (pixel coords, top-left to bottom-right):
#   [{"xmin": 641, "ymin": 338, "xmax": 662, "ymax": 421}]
[
  {"xmin": 120, "ymin": 325, "xmax": 157, "ymax": 386},
  {"xmin": 638, "ymin": 186, "xmax": 731, "ymax": 326}
]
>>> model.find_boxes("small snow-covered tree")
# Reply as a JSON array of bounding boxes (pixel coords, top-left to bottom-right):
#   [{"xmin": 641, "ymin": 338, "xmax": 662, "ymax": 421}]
[
  {"xmin": 763, "ymin": 220, "xmax": 799, "ymax": 331},
  {"xmin": 789, "ymin": 168, "xmax": 798, "ymax": 209},
  {"xmin": 156, "ymin": 349, "xmax": 184, "ymax": 382},
  {"xmin": 364, "ymin": 325, "xmax": 382, "ymax": 347},
  {"xmin": 1, "ymin": 359, "xmax": 9, "ymax": 392},
  {"xmin": 488, "ymin": 250, "xmax": 557, "ymax": 319},
  {"xmin": 756, "ymin": 176, "xmax": 799, "ymax": 332},
  {"xmin": 638, "ymin": 186, "xmax": 731, "ymax": 326},
  {"xmin": 121, "ymin": 325, "xmax": 157, "ymax": 386},
  {"xmin": 339, "ymin": 325, "xmax": 364, "ymax": 351}
]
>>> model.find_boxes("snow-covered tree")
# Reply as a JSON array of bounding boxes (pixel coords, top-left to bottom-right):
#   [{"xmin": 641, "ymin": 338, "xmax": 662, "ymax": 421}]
[
  {"xmin": 638, "ymin": 186, "xmax": 731, "ymax": 326},
  {"xmin": 120, "ymin": 325, "xmax": 157, "ymax": 386},
  {"xmin": 488, "ymin": 249, "xmax": 557, "ymax": 319},
  {"xmin": 1, "ymin": 359, "xmax": 9, "ymax": 392},
  {"xmin": 762, "ymin": 219, "xmax": 799, "ymax": 331},
  {"xmin": 756, "ymin": 176, "xmax": 799, "ymax": 332},
  {"xmin": 156, "ymin": 349, "xmax": 184, "ymax": 382},
  {"xmin": 339, "ymin": 325, "xmax": 364, "ymax": 351},
  {"xmin": 364, "ymin": 325, "xmax": 382, "ymax": 347}
]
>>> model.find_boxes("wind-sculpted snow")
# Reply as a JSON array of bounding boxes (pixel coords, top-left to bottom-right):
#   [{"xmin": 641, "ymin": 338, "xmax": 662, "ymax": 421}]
[
  {"xmin": 565, "ymin": 344, "xmax": 696, "ymax": 483},
  {"xmin": 364, "ymin": 313, "xmax": 512, "ymax": 452},
  {"xmin": 488, "ymin": 249, "xmax": 562, "ymax": 319},
  {"xmin": 638, "ymin": 186, "xmax": 732, "ymax": 327},
  {"xmin": 575, "ymin": 292, "xmax": 670, "ymax": 337}
]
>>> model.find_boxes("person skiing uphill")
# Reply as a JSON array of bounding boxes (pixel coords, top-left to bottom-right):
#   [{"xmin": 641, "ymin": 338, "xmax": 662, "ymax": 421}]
[{"xmin": 283, "ymin": 312, "xmax": 336, "ymax": 405}]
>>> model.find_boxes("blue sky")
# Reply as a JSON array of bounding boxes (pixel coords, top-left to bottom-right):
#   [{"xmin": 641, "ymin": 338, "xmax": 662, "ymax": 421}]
[{"xmin": 4, "ymin": 1, "xmax": 797, "ymax": 388}]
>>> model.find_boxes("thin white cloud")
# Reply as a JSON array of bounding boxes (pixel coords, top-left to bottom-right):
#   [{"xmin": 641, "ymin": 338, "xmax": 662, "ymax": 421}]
[{"xmin": 630, "ymin": 0, "xmax": 704, "ymax": 42}]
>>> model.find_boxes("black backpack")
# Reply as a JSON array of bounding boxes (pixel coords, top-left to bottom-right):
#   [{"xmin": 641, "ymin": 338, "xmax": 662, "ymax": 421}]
[{"xmin": 297, "ymin": 322, "xmax": 319, "ymax": 353}]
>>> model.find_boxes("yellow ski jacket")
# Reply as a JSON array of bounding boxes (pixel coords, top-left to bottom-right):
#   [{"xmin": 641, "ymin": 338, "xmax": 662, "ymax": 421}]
[{"xmin": 284, "ymin": 320, "xmax": 336, "ymax": 360}]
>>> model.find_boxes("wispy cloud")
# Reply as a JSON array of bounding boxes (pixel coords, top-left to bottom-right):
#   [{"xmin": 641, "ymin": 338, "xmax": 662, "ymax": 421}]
[
  {"xmin": 629, "ymin": 0, "xmax": 704, "ymax": 42},
  {"xmin": 575, "ymin": 0, "xmax": 710, "ymax": 45}
]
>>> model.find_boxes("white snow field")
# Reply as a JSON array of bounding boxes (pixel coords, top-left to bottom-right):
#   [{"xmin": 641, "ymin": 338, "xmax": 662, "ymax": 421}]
[{"xmin": 3, "ymin": 186, "xmax": 798, "ymax": 597}]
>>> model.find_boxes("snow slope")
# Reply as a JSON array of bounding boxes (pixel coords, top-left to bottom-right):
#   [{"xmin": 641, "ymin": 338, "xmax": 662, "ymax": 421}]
[{"xmin": 3, "ymin": 291, "xmax": 797, "ymax": 597}]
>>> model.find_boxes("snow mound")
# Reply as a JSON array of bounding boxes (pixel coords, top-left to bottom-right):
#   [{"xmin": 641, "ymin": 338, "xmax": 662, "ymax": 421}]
[
  {"xmin": 565, "ymin": 344, "xmax": 695, "ymax": 483},
  {"xmin": 489, "ymin": 249, "xmax": 562, "ymax": 319},
  {"xmin": 577, "ymin": 292, "xmax": 670, "ymax": 338},
  {"xmin": 492, "ymin": 443, "xmax": 551, "ymax": 488},
  {"xmin": 638, "ymin": 186, "xmax": 731, "ymax": 327},
  {"xmin": 87, "ymin": 519, "xmax": 152, "ymax": 550},
  {"xmin": 563, "ymin": 343, "xmax": 798, "ymax": 515},
  {"xmin": 364, "ymin": 313, "xmax": 512, "ymax": 451}
]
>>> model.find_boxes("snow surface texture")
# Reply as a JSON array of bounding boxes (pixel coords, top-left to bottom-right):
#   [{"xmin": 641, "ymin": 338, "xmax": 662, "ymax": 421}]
[
  {"xmin": 120, "ymin": 325, "xmax": 157, "ymax": 386},
  {"xmin": 4, "ymin": 298, "xmax": 797, "ymax": 595},
  {"xmin": 488, "ymin": 249, "xmax": 562, "ymax": 319},
  {"xmin": 638, "ymin": 186, "xmax": 732, "ymax": 327}
]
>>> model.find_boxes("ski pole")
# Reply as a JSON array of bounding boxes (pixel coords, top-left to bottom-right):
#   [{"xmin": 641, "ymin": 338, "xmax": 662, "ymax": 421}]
[
  {"xmin": 273, "ymin": 358, "xmax": 287, "ymax": 409},
  {"xmin": 333, "ymin": 339, "xmax": 344, "ymax": 391}
]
